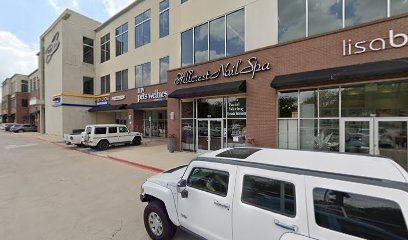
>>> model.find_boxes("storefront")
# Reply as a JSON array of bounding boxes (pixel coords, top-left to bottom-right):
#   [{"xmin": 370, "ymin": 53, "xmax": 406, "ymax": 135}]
[{"xmin": 166, "ymin": 14, "xmax": 408, "ymax": 171}]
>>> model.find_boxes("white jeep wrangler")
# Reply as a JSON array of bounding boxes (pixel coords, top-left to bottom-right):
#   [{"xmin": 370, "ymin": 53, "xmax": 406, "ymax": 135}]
[
  {"xmin": 81, "ymin": 124, "xmax": 143, "ymax": 150},
  {"xmin": 140, "ymin": 148, "xmax": 408, "ymax": 240}
]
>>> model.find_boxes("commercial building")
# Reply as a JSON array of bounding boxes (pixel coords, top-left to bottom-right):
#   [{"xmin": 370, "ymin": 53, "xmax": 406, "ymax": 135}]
[
  {"xmin": 1, "ymin": 74, "xmax": 30, "ymax": 124},
  {"xmin": 2, "ymin": 0, "xmax": 408, "ymax": 170}
]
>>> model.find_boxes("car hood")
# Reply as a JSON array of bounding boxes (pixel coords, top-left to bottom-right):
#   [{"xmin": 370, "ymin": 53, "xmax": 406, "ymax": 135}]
[{"xmin": 147, "ymin": 166, "xmax": 187, "ymax": 188}]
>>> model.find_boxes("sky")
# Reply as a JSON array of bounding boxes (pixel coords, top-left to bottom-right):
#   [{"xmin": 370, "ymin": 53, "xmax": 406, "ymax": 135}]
[{"xmin": 0, "ymin": 0, "xmax": 134, "ymax": 86}]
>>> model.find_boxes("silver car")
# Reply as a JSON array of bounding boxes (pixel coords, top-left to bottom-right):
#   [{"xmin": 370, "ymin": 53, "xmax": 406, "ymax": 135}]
[{"xmin": 10, "ymin": 124, "xmax": 37, "ymax": 133}]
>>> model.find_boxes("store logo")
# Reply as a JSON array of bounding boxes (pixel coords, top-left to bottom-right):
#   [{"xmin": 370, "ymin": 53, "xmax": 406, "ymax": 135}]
[
  {"xmin": 45, "ymin": 32, "xmax": 60, "ymax": 64},
  {"xmin": 343, "ymin": 30, "xmax": 408, "ymax": 56},
  {"xmin": 111, "ymin": 95, "xmax": 126, "ymax": 101},
  {"xmin": 137, "ymin": 88, "xmax": 168, "ymax": 102},
  {"xmin": 96, "ymin": 96, "xmax": 110, "ymax": 105},
  {"xmin": 175, "ymin": 57, "xmax": 271, "ymax": 85}
]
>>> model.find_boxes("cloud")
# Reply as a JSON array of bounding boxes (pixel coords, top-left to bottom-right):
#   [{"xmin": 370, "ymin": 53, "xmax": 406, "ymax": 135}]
[
  {"xmin": 48, "ymin": 0, "xmax": 79, "ymax": 14},
  {"xmin": 101, "ymin": 0, "xmax": 134, "ymax": 17},
  {"xmin": 0, "ymin": 31, "xmax": 37, "ymax": 85}
]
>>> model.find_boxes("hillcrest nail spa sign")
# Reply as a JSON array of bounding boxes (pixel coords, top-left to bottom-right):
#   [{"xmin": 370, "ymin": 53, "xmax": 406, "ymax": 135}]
[{"xmin": 175, "ymin": 57, "xmax": 271, "ymax": 85}]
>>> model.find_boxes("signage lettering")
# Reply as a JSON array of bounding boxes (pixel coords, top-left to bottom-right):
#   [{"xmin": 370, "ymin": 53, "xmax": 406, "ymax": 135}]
[
  {"xmin": 137, "ymin": 88, "xmax": 168, "ymax": 102},
  {"xmin": 175, "ymin": 57, "xmax": 271, "ymax": 85},
  {"xmin": 111, "ymin": 95, "xmax": 126, "ymax": 101},
  {"xmin": 227, "ymin": 98, "xmax": 246, "ymax": 117},
  {"xmin": 343, "ymin": 30, "xmax": 408, "ymax": 56},
  {"xmin": 96, "ymin": 96, "xmax": 110, "ymax": 105},
  {"xmin": 45, "ymin": 32, "xmax": 60, "ymax": 64}
]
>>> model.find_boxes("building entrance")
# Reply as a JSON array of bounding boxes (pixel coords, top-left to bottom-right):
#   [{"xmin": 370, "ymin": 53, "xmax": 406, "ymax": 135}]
[{"xmin": 197, "ymin": 119, "xmax": 223, "ymax": 152}]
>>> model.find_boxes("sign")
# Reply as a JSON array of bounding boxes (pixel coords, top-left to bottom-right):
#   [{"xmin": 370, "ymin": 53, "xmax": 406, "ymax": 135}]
[
  {"xmin": 111, "ymin": 95, "xmax": 126, "ymax": 101},
  {"xmin": 45, "ymin": 32, "xmax": 60, "ymax": 64},
  {"xmin": 343, "ymin": 30, "xmax": 408, "ymax": 56},
  {"xmin": 227, "ymin": 98, "xmax": 246, "ymax": 117},
  {"xmin": 52, "ymin": 96, "xmax": 61, "ymax": 104},
  {"xmin": 96, "ymin": 96, "xmax": 110, "ymax": 105},
  {"xmin": 175, "ymin": 57, "xmax": 271, "ymax": 85},
  {"xmin": 137, "ymin": 88, "xmax": 168, "ymax": 102}
]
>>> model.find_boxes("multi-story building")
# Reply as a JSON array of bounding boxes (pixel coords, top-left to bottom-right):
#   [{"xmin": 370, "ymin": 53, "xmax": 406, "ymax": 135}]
[
  {"xmin": 27, "ymin": 69, "xmax": 42, "ymax": 127},
  {"xmin": 5, "ymin": 0, "xmax": 408, "ymax": 169},
  {"xmin": 0, "ymin": 74, "xmax": 30, "ymax": 124}
]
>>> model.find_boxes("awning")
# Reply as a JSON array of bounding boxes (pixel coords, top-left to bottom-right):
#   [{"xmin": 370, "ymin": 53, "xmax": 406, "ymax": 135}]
[
  {"xmin": 168, "ymin": 80, "xmax": 246, "ymax": 99},
  {"xmin": 127, "ymin": 100, "xmax": 167, "ymax": 109},
  {"xmin": 88, "ymin": 104, "xmax": 127, "ymax": 112},
  {"xmin": 271, "ymin": 58, "xmax": 408, "ymax": 88}
]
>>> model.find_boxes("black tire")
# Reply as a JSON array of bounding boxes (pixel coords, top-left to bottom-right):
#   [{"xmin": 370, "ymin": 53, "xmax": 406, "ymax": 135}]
[
  {"xmin": 144, "ymin": 201, "xmax": 176, "ymax": 240},
  {"xmin": 97, "ymin": 140, "xmax": 109, "ymax": 151},
  {"xmin": 132, "ymin": 136, "xmax": 142, "ymax": 146}
]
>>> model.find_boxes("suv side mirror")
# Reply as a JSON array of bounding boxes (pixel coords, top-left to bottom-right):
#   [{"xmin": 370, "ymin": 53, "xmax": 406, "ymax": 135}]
[{"xmin": 177, "ymin": 179, "xmax": 188, "ymax": 198}]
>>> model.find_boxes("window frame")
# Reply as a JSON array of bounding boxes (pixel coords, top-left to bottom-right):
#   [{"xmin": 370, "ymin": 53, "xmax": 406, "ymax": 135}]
[
  {"xmin": 159, "ymin": 56, "xmax": 170, "ymax": 83},
  {"xmin": 187, "ymin": 167, "xmax": 230, "ymax": 197},
  {"xmin": 159, "ymin": 0, "xmax": 170, "ymax": 38},
  {"xmin": 115, "ymin": 69, "xmax": 128, "ymax": 91},
  {"xmin": 135, "ymin": 9, "xmax": 151, "ymax": 48},
  {"xmin": 135, "ymin": 62, "xmax": 151, "ymax": 88},
  {"xmin": 83, "ymin": 77, "xmax": 94, "ymax": 95},
  {"xmin": 83, "ymin": 36, "xmax": 94, "ymax": 64},
  {"xmin": 115, "ymin": 23, "xmax": 129, "ymax": 56},
  {"xmin": 100, "ymin": 74, "xmax": 110, "ymax": 94},
  {"xmin": 100, "ymin": 33, "xmax": 110, "ymax": 63}
]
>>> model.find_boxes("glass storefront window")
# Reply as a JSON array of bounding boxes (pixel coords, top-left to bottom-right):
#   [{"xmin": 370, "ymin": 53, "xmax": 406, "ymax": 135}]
[
  {"xmin": 226, "ymin": 119, "xmax": 246, "ymax": 147},
  {"xmin": 182, "ymin": 119, "xmax": 194, "ymax": 151},
  {"xmin": 300, "ymin": 89, "xmax": 318, "ymax": 118},
  {"xmin": 308, "ymin": 0, "xmax": 342, "ymax": 36},
  {"xmin": 278, "ymin": 0, "xmax": 306, "ymax": 43},
  {"xmin": 300, "ymin": 119, "xmax": 318, "ymax": 150},
  {"xmin": 210, "ymin": 17, "xmax": 225, "ymax": 60},
  {"xmin": 319, "ymin": 88, "xmax": 339, "ymax": 117},
  {"xmin": 197, "ymin": 98, "xmax": 223, "ymax": 118},
  {"xmin": 391, "ymin": 0, "xmax": 408, "ymax": 16},
  {"xmin": 279, "ymin": 119, "xmax": 298, "ymax": 149},
  {"xmin": 226, "ymin": 97, "xmax": 246, "ymax": 118},
  {"xmin": 144, "ymin": 110, "xmax": 167, "ymax": 137},
  {"xmin": 345, "ymin": 0, "xmax": 387, "ymax": 27},
  {"xmin": 182, "ymin": 101, "xmax": 194, "ymax": 118},
  {"xmin": 319, "ymin": 119, "xmax": 339, "ymax": 152},
  {"xmin": 279, "ymin": 91, "xmax": 298, "ymax": 118},
  {"xmin": 194, "ymin": 23, "xmax": 208, "ymax": 64},
  {"xmin": 226, "ymin": 9, "xmax": 245, "ymax": 56},
  {"xmin": 341, "ymin": 84, "xmax": 373, "ymax": 117}
]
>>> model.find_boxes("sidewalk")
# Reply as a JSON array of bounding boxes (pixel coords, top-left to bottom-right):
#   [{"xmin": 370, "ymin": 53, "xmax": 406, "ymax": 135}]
[{"xmin": 23, "ymin": 132, "xmax": 197, "ymax": 171}]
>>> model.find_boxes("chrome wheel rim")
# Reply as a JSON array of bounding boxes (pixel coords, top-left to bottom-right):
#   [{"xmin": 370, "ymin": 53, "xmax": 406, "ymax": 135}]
[{"xmin": 148, "ymin": 212, "xmax": 163, "ymax": 236}]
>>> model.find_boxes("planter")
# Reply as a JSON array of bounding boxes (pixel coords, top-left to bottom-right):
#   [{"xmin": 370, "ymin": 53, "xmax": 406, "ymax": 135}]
[{"xmin": 168, "ymin": 137, "xmax": 176, "ymax": 153}]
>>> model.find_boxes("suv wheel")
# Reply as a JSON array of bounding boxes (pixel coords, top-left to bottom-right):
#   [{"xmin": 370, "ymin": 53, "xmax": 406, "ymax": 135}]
[
  {"xmin": 144, "ymin": 201, "xmax": 176, "ymax": 240},
  {"xmin": 97, "ymin": 140, "xmax": 109, "ymax": 151},
  {"xmin": 132, "ymin": 136, "xmax": 142, "ymax": 146}
]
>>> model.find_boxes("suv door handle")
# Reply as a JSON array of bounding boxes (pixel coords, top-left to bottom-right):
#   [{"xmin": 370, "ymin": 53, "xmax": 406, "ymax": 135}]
[
  {"xmin": 214, "ymin": 200, "xmax": 230, "ymax": 211},
  {"xmin": 274, "ymin": 220, "xmax": 298, "ymax": 232}
]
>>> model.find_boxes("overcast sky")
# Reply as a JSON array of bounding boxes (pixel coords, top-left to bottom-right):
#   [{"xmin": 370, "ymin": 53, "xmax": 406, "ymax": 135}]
[{"xmin": 0, "ymin": 0, "xmax": 134, "ymax": 89}]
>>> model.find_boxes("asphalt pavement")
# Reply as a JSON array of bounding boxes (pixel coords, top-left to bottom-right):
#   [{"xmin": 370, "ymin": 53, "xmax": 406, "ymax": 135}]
[{"xmin": 0, "ymin": 131, "xmax": 195, "ymax": 240}]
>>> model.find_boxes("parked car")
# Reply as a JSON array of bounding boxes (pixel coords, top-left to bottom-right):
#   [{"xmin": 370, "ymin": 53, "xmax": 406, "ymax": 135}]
[
  {"xmin": 11, "ymin": 124, "xmax": 37, "ymax": 133},
  {"xmin": 140, "ymin": 148, "xmax": 408, "ymax": 240},
  {"xmin": 4, "ymin": 124, "xmax": 17, "ymax": 131},
  {"xmin": 63, "ymin": 129, "xmax": 84, "ymax": 146},
  {"xmin": 0, "ymin": 123, "xmax": 15, "ymax": 131},
  {"xmin": 81, "ymin": 124, "xmax": 143, "ymax": 150}
]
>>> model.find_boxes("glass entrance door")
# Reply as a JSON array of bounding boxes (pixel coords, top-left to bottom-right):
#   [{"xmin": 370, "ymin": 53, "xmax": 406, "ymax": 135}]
[
  {"xmin": 340, "ymin": 119, "xmax": 374, "ymax": 154},
  {"xmin": 375, "ymin": 119, "xmax": 408, "ymax": 171},
  {"xmin": 197, "ymin": 120, "xmax": 223, "ymax": 152}
]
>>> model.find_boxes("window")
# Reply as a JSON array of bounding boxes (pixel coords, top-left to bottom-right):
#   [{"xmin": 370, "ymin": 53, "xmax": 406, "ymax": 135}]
[
  {"xmin": 278, "ymin": 0, "xmax": 306, "ymax": 42},
  {"xmin": 308, "ymin": 0, "xmax": 342, "ymax": 36},
  {"xmin": 345, "ymin": 0, "xmax": 387, "ymax": 27},
  {"xmin": 83, "ymin": 77, "xmax": 94, "ymax": 95},
  {"xmin": 160, "ymin": 0, "xmax": 169, "ymax": 38},
  {"xmin": 181, "ymin": 9, "xmax": 245, "ymax": 66},
  {"xmin": 314, "ymin": 188, "xmax": 408, "ymax": 240},
  {"xmin": 187, "ymin": 167, "xmax": 229, "ymax": 196},
  {"xmin": 391, "ymin": 0, "xmax": 408, "ymax": 16},
  {"xmin": 115, "ymin": 70, "xmax": 128, "ymax": 91},
  {"xmin": 181, "ymin": 0, "xmax": 188, "ymax": 3},
  {"xmin": 100, "ymin": 33, "xmax": 110, "ymax": 63},
  {"xmin": 242, "ymin": 175, "xmax": 296, "ymax": 217},
  {"xmin": 22, "ymin": 99, "xmax": 28, "ymax": 107},
  {"xmin": 116, "ymin": 23, "xmax": 128, "ymax": 56},
  {"xmin": 100, "ymin": 75, "xmax": 110, "ymax": 94},
  {"xmin": 83, "ymin": 37, "xmax": 94, "ymax": 64},
  {"xmin": 94, "ymin": 127, "xmax": 107, "ymax": 135},
  {"xmin": 21, "ymin": 80, "xmax": 28, "ymax": 93},
  {"xmin": 119, "ymin": 126, "xmax": 128, "ymax": 133},
  {"xmin": 135, "ymin": 62, "xmax": 151, "ymax": 87},
  {"xmin": 135, "ymin": 10, "xmax": 151, "ymax": 48},
  {"xmin": 160, "ymin": 56, "xmax": 169, "ymax": 83},
  {"xmin": 115, "ymin": 112, "xmax": 127, "ymax": 125},
  {"xmin": 108, "ymin": 127, "xmax": 117, "ymax": 134}
]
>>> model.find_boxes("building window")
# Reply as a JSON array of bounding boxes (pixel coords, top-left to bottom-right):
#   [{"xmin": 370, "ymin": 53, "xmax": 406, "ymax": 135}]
[
  {"xmin": 83, "ymin": 77, "xmax": 94, "ymax": 95},
  {"xmin": 181, "ymin": 9, "xmax": 245, "ymax": 66},
  {"xmin": 116, "ymin": 23, "xmax": 128, "ymax": 56},
  {"xmin": 83, "ymin": 37, "xmax": 94, "ymax": 64},
  {"xmin": 278, "ymin": 0, "xmax": 306, "ymax": 43},
  {"xmin": 115, "ymin": 69, "xmax": 128, "ymax": 91},
  {"xmin": 160, "ymin": 0, "xmax": 170, "ymax": 38},
  {"xmin": 391, "ymin": 0, "xmax": 408, "ymax": 16},
  {"xmin": 100, "ymin": 74, "xmax": 110, "ymax": 94},
  {"xmin": 135, "ymin": 10, "xmax": 151, "ymax": 48},
  {"xmin": 181, "ymin": 0, "xmax": 188, "ymax": 3},
  {"xmin": 345, "ymin": 0, "xmax": 387, "ymax": 27},
  {"xmin": 100, "ymin": 33, "xmax": 110, "ymax": 63},
  {"xmin": 115, "ymin": 112, "xmax": 127, "ymax": 125},
  {"xmin": 22, "ymin": 99, "xmax": 28, "ymax": 107},
  {"xmin": 21, "ymin": 80, "xmax": 28, "ymax": 93},
  {"xmin": 308, "ymin": 0, "xmax": 342, "ymax": 36},
  {"xmin": 160, "ymin": 56, "xmax": 169, "ymax": 83},
  {"xmin": 135, "ymin": 62, "xmax": 151, "ymax": 87}
]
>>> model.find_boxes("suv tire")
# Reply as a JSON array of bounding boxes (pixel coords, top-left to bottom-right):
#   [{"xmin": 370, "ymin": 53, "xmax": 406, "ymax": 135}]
[
  {"xmin": 132, "ymin": 136, "xmax": 142, "ymax": 146},
  {"xmin": 144, "ymin": 201, "xmax": 176, "ymax": 240},
  {"xmin": 97, "ymin": 140, "xmax": 109, "ymax": 151}
]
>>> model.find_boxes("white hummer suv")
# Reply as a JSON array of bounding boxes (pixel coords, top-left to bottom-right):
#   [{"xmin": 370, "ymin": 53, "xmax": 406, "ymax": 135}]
[
  {"xmin": 81, "ymin": 124, "xmax": 143, "ymax": 150},
  {"xmin": 140, "ymin": 148, "xmax": 408, "ymax": 240}
]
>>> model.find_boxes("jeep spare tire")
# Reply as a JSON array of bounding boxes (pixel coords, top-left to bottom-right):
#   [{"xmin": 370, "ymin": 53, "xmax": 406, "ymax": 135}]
[{"xmin": 144, "ymin": 201, "xmax": 176, "ymax": 240}]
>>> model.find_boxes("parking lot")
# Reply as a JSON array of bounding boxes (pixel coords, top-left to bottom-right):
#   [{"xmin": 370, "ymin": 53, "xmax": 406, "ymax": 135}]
[{"xmin": 0, "ymin": 131, "xmax": 196, "ymax": 240}]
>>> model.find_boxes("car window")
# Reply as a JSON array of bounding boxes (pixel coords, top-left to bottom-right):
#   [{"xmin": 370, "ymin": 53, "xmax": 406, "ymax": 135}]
[
  {"xmin": 119, "ymin": 126, "xmax": 128, "ymax": 133},
  {"xmin": 109, "ymin": 127, "xmax": 117, "ymax": 133},
  {"xmin": 313, "ymin": 188, "xmax": 408, "ymax": 240},
  {"xmin": 24, "ymin": 125, "xmax": 31, "ymax": 127},
  {"xmin": 94, "ymin": 127, "xmax": 107, "ymax": 135},
  {"xmin": 86, "ymin": 127, "xmax": 92, "ymax": 134},
  {"xmin": 187, "ymin": 167, "xmax": 229, "ymax": 197},
  {"xmin": 241, "ymin": 175, "xmax": 296, "ymax": 217}
]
